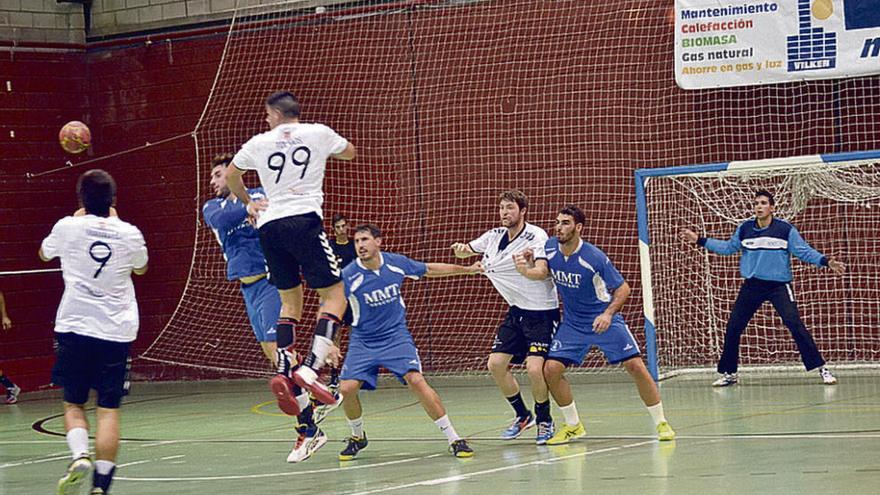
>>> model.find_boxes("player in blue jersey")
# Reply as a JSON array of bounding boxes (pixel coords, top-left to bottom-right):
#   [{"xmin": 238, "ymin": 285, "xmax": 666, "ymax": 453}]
[
  {"xmin": 203, "ymin": 153, "xmax": 282, "ymax": 366},
  {"xmin": 515, "ymin": 205, "xmax": 675, "ymax": 443},
  {"xmin": 336, "ymin": 224, "xmax": 481, "ymax": 460},
  {"xmin": 681, "ymin": 189, "xmax": 845, "ymax": 387}
]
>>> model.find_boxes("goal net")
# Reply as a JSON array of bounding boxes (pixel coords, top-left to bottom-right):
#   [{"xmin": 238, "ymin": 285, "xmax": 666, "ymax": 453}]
[
  {"xmin": 138, "ymin": 0, "xmax": 880, "ymax": 379},
  {"xmin": 636, "ymin": 151, "xmax": 880, "ymax": 379}
]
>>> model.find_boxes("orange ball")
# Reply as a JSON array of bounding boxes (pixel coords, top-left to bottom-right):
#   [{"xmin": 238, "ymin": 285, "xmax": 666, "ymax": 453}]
[{"xmin": 59, "ymin": 121, "xmax": 91, "ymax": 154}]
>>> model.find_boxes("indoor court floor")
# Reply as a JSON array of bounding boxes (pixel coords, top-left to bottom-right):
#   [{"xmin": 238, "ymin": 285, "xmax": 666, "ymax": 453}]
[{"xmin": 2, "ymin": 373, "xmax": 878, "ymax": 494}]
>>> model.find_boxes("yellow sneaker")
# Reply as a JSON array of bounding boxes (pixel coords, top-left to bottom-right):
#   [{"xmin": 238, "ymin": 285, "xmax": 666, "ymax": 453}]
[
  {"xmin": 546, "ymin": 422, "xmax": 586, "ymax": 445},
  {"xmin": 657, "ymin": 421, "xmax": 676, "ymax": 441}
]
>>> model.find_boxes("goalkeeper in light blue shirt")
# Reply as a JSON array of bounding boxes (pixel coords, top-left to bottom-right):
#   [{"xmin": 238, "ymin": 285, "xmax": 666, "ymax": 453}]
[
  {"xmin": 203, "ymin": 153, "xmax": 282, "ymax": 366},
  {"xmin": 681, "ymin": 189, "xmax": 846, "ymax": 387}
]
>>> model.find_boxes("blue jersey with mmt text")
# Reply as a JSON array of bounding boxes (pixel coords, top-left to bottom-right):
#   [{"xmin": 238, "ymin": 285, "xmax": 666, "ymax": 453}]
[
  {"xmin": 202, "ymin": 188, "xmax": 269, "ymax": 281},
  {"xmin": 342, "ymin": 252, "xmax": 427, "ymax": 344},
  {"xmin": 545, "ymin": 237, "xmax": 625, "ymax": 325}
]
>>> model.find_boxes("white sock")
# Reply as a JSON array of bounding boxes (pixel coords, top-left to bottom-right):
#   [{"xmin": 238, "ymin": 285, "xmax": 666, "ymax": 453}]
[
  {"xmin": 95, "ymin": 460, "xmax": 115, "ymax": 475},
  {"xmin": 295, "ymin": 391, "xmax": 310, "ymax": 411},
  {"xmin": 560, "ymin": 402, "xmax": 580, "ymax": 427},
  {"xmin": 434, "ymin": 415, "xmax": 460, "ymax": 443},
  {"xmin": 66, "ymin": 427, "xmax": 89, "ymax": 459},
  {"xmin": 311, "ymin": 336, "xmax": 334, "ymax": 369},
  {"xmin": 646, "ymin": 402, "xmax": 667, "ymax": 425},
  {"xmin": 347, "ymin": 416, "xmax": 364, "ymax": 438}
]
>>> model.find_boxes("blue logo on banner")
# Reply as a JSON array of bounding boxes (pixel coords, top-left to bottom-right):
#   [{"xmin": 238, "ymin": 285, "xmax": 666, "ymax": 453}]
[
  {"xmin": 844, "ymin": 0, "xmax": 880, "ymax": 30},
  {"xmin": 787, "ymin": 0, "xmax": 837, "ymax": 71}
]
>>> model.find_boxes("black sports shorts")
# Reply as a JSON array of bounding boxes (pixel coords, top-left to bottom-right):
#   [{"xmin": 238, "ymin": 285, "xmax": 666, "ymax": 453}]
[
  {"xmin": 491, "ymin": 306, "xmax": 560, "ymax": 364},
  {"xmin": 52, "ymin": 332, "xmax": 131, "ymax": 409},
  {"xmin": 258, "ymin": 213, "xmax": 342, "ymax": 291}
]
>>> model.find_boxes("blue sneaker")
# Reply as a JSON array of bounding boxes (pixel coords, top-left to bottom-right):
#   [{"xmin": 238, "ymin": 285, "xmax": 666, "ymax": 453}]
[
  {"xmin": 535, "ymin": 421, "xmax": 554, "ymax": 445},
  {"xmin": 501, "ymin": 413, "xmax": 535, "ymax": 440}
]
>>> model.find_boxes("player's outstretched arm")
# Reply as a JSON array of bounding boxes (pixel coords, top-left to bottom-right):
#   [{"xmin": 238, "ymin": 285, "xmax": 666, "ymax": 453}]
[
  {"xmin": 424, "ymin": 261, "xmax": 484, "ymax": 278},
  {"xmin": 450, "ymin": 242, "xmax": 477, "ymax": 259},
  {"xmin": 332, "ymin": 142, "xmax": 357, "ymax": 161},
  {"xmin": 679, "ymin": 229, "xmax": 699, "ymax": 245},
  {"xmin": 826, "ymin": 256, "xmax": 846, "ymax": 275}
]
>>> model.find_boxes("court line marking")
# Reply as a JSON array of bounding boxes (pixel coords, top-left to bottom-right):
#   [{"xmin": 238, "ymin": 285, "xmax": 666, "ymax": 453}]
[
  {"xmin": 118, "ymin": 455, "xmax": 185, "ymax": 468},
  {"xmin": 344, "ymin": 440, "xmax": 657, "ymax": 495},
  {"xmin": 3, "ymin": 431, "xmax": 879, "ymax": 447},
  {"xmin": 115, "ymin": 453, "xmax": 443, "ymax": 481},
  {"xmin": 0, "ymin": 451, "xmax": 71, "ymax": 469}
]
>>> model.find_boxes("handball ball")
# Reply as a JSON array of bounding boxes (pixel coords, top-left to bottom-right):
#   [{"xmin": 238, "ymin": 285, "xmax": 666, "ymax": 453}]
[{"xmin": 59, "ymin": 121, "xmax": 91, "ymax": 154}]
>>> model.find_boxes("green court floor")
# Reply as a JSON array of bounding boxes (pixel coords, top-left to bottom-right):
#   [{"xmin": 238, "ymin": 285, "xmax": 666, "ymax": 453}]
[{"xmin": 2, "ymin": 373, "xmax": 879, "ymax": 494}]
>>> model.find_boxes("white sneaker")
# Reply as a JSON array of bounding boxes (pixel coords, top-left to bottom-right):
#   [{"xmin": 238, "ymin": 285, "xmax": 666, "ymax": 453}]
[
  {"xmin": 5, "ymin": 384, "xmax": 20, "ymax": 404},
  {"xmin": 313, "ymin": 385, "xmax": 341, "ymax": 424},
  {"xmin": 57, "ymin": 456, "xmax": 92, "ymax": 495},
  {"xmin": 819, "ymin": 367, "xmax": 837, "ymax": 385},
  {"xmin": 286, "ymin": 425, "xmax": 327, "ymax": 463},
  {"xmin": 712, "ymin": 373, "xmax": 738, "ymax": 387}
]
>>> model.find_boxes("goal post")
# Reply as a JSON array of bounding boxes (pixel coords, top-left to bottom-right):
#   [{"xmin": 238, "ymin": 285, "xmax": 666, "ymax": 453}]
[{"xmin": 635, "ymin": 150, "xmax": 880, "ymax": 380}]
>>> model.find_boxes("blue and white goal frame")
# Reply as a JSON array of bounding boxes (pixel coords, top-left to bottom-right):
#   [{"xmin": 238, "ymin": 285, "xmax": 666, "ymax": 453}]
[{"xmin": 634, "ymin": 150, "xmax": 880, "ymax": 381}]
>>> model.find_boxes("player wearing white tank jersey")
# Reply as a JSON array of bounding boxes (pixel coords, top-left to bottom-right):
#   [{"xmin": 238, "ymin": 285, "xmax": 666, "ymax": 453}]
[
  {"xmin": 451, "ymin": 190, "xmax": 559, "ymax": 444},
  {"xmin": 225, "ymin": 91, "xmax": 356, "ymax": 463},
  {"xmin": 41, "ymin": 170, "xmax": 148, "ymax": 495}
]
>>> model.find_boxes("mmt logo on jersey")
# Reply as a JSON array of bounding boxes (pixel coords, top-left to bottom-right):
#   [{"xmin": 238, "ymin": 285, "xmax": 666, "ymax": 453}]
[
  {"xmin": 363, "ymin": 284, "xmax": 401, "ymax": 306},
  {"xmin": 787, "ymin": 0, "xmax": 837, "ymax": 72},
  {"xmin": 551, "ymin": 270, "xmax": 582, "ymax": 289}
]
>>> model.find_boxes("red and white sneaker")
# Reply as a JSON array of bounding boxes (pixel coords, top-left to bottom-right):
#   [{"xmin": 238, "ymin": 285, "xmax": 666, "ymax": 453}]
[
  {"xmin": 293, "ymin": 367, "xmax": 337, "ymax": 406},
  {"xmin": 286, "ymin": 425, "xmax": 327, "ymax": 463},
  {"xmin": 269, "ymin": 375, "xmax": 301, "ymax": 416}
]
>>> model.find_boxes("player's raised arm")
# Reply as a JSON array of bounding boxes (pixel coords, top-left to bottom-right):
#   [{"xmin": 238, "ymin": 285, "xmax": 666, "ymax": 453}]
[
  {"xmin": 333, "ymin": 142, "xmax": 356, "ymax": 161},
  {"xmin": 450, "ymin": 242, "xmax": 478, "ymax": 259},
  {"xmin": 424, "ymin": 261, "xmax": 484, "ymax": 278},
  {"xmin": 513, "ymin": 248, "xmax": 549, "ymax": 280}
]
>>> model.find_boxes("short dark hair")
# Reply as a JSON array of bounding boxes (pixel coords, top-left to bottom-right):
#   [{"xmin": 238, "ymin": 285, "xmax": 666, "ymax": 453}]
[
  {"xmin": 211, "ymin": 153, "xmax": 233, "ymax": 168},
  {"xmin": 77, "ymin": 169, "xmax": 116, "ymax": 217},
  {"xmin": 755, "ymin": 189, "xmax": 775, "ymax": 205},
  {"xmin": 354, "ymin": 223, "xmax": 382, "ymax": 239},
  {"xmin": 332, "ymin": 214, "xmax": 348, "ymax": 225},
  {"xmin": 265, "ymin": 91, "xmax": 301, "ymax": 118},
  {"xmin": 498, "ymin": 189, "xmax": 528, "ymax": 210},
  {"xmin": 559, "ymin": 204, "xmax": 586, "ymax": 226}
]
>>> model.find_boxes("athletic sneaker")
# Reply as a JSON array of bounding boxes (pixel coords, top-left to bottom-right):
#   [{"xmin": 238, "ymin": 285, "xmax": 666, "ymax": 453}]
[
  {"xmin": 269, "ymin": 375, "xmax": 301, "ymax": 416},
  {"xmin": 657, "ymin": 421, "xmax": 676, "ymax": 441},
  {"xmin": 293, "ymin": 367, "xmax": 337, "ymax": 406},
  {"xmin": 287, "ymin": 425, "xmax": 328, "ymax": 463},
  {"xmin": 5, "ymin": 384, "xmax": 20, "ymax": 404},
  {"xmin": 90, "ymin": 489, "xmax": 106, "ymax": 494},
  {"xmin": 313, "ymin": 385, "xmax": 342, "ymax": 424},
  {"xmin": 712, "ymin": 373, "xmax": 738, "ymax": 387},
  {"xmin": 449, "ymin": 439, "xmax": 474, "ymax": 458},
  {"xmin": 338, "ymin": 433, "xmax": 368, "ymax": 461},
  {"xmin": 535, "ymin": 421, "xmax": 555, "ymax": 445},
  {"xmin": 57, "ymin": 456, "xmax": 92, "ymax": 495},
  {"xmin": 501, "ymin": 413, "xmax": 535, "ymax": 440},
  {"xmin": 546, "ymin": 422, "xmax": 586, "ymax": 445},
  {"xmin": 819, "ymin": 367, "xmax": 837, "ymax": 385}
]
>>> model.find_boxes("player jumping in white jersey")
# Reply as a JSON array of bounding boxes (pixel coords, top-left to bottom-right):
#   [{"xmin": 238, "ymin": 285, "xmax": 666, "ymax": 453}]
[
  {"xmin": 225, "ymin": 91, "xmax": 356, "ymax": 462},
  {"xmin": 451, "ymin": 190, "xmax": 559, "ymax": 444},
  {"xmin": 41, "ymin": 170, "xmax": 148, "ymax": 494}
]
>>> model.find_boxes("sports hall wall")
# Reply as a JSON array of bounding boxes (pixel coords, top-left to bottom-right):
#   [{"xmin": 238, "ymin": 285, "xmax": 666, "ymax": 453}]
[{"xmin": 2, "ymin": 1, "xmax": 879, "ymax": 390}]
